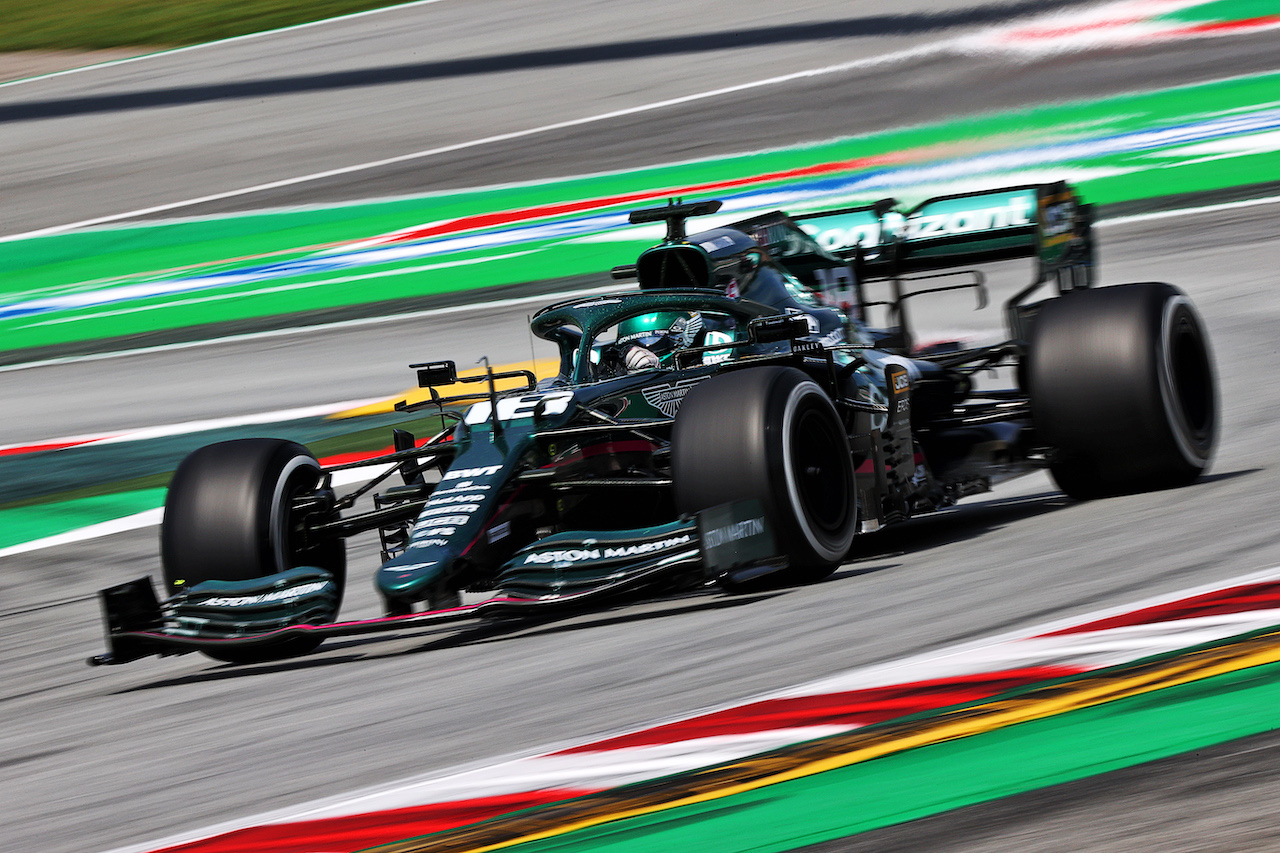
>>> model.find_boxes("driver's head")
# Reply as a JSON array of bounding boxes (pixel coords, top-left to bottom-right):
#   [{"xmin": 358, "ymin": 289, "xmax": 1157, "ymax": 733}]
[{"xmin": 617, "ymin": 311, "xmax": 704, "ymax": 362}]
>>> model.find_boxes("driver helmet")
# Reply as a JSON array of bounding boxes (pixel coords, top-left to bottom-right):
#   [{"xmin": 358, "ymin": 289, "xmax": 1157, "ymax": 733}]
[{"xmin": 616, "ymin": 311, "xmax": 704, "ymax": 363}]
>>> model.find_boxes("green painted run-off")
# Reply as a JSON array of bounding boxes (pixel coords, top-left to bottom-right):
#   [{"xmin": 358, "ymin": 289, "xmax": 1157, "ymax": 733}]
[{"xmin": 0, "ymin": 488, "xmax": 164, "ymax": 550}]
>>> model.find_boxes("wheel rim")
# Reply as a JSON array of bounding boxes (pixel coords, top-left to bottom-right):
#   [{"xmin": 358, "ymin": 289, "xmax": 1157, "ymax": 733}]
[
  {"xmin": 791, "ymin": 407, "xmax": 852, "ymax": 535},
  {"xmin": 780, "ymin": 385, "xmax": 855, "ymax": 562},
  {"xmin": 268, "ymin": 456, "xmax": 322, "ymax": 572},
  {"xmin": 1161, "ymin": 298, "xmax": 1216, "ymax": 464}
]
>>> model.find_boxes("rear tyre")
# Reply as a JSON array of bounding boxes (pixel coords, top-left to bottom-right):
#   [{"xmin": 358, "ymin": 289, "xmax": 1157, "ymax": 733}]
[
  {"xmin": 162, "ymin": 438, "xmax": 345, "ymax": 662},
  {"xmin": 1027, "ymin": 283, "xmax": 1217, "ymax": 499},
  {"xmin": 672, "ymin": 367, "xmax": 856, "ymax": 589}
]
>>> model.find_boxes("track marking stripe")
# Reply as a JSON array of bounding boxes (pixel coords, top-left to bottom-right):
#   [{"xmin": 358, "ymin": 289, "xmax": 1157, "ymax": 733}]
[
  {"xmin": 0, "ymin": 437, "xmax": 101, "ymax": 457},
  {"xmin": 1037, "ymin": 581, "xmax": 1280, "ymax": 637},
  {"xmin": 0, "ymin": 508, "xmax": 164, "ymax": 559},
  {"xmin": 0, "ymin": 399, "xmax": 386, "ymax": 454},
  {"xmin": 1096, "ymin": 192, "xmax": 1280, "ymax": 226},
  {"xmin": 5, "ymin": 186, "xmax": 1279, "ymax": 377},
  {"xmin": 0, "ymin": 465, "xmax": 382, "ymax": 560},
  {"xmin": 0, "ymin": 44, "xmax": 946, "ymax": 244},
  {"xmin": 368, "ymin": 627, "xmax": 1280, "ymax": 853},
  {"xmin": 17, "ymin": 100, "xmax": 1280, "ymax": 325},
  {"xmin": 0, "ymin": 283, "xmax": 626, "ymax": 375}
]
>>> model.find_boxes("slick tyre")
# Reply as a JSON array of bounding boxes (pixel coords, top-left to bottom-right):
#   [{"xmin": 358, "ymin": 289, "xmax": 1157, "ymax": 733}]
[
  {"xmin": 673, "ymin": 367, "xmax": 856, "ymax": 589},
  {"xmin": 1027, "ymin": 283, "xmax": 1217, "ymax": 499},
  {"xmin": 161, "ymin": 438, "xmax": 345, "ymax": 662}
]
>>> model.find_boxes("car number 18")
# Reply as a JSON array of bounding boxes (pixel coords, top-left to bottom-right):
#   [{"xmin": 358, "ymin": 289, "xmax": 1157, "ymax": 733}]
[{"xmin": 464, "ymin": 391, "xmax": 576, "ymax": 425}]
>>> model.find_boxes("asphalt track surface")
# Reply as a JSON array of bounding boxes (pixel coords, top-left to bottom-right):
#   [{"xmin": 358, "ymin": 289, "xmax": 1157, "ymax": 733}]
[{"xmin": 4, "ymin": 2, "xmax": 1280, "ymax": 851}]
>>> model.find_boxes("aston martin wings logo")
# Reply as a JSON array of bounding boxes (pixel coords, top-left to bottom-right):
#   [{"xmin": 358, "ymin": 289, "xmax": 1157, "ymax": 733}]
[{"xmin": 641, "ymin": 377, "xmax": 706, "ymax": 417}]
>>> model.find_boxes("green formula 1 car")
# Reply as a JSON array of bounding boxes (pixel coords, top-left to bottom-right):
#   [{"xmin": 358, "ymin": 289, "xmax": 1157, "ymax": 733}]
[{"xmin": 91, "ymin": 182, "xmax": 1218, "ymax": 666}]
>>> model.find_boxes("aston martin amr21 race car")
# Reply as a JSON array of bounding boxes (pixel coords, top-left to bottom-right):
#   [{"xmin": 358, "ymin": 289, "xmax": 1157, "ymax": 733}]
[{"xmin": 91, "ymin": 182, "xmax": 1218, "ymax": 665}]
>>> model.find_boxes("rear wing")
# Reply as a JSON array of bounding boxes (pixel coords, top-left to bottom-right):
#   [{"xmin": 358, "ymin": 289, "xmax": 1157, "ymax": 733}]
[{"xmin": 793, "ymin": 182, "xmax": 1095, "ymax": 339}]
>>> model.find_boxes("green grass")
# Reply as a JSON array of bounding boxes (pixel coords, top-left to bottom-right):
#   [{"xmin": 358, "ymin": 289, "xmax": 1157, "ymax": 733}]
[{"xmin": 0, "ymin": 0, "xmax": 412, "ymax": 51}]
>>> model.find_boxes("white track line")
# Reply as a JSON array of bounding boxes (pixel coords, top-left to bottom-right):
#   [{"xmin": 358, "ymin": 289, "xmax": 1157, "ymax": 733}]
[
  {"xmin": 0, "ymin": 465, "xmax": 382, "ymax": 560},
  {"xmin": 0, "ymin": 0, "xmax": 452, "ymax": 92},
  {"xmin": 0, "ymin": 45, "xmax": 951, "ymax": 243},
  {"xmin": 0, "ymin": 282, "xmax": 626, "ymax": 374},
  {"xmin": 1095, "ymin": 192, "xmax": 1280, "ymax": 226},
  {"xmin": 0, "ymin": 508, "xmax": 164, "ymax": 559},
  {"xmin": 0, "ymin": 398, "xmax": 385, "ymax": 453}
]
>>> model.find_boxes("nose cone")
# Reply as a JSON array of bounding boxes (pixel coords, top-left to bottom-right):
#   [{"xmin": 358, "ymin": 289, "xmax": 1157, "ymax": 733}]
[{"xmin": 377, "ymin": 553, "xmax": 450, "ymax": 601}]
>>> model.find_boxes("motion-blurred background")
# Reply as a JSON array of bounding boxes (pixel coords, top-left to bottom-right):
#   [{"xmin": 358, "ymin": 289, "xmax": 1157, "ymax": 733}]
[{"xmin": 3, "ymin": 3, "xmax": 1280, "ymax": 852}]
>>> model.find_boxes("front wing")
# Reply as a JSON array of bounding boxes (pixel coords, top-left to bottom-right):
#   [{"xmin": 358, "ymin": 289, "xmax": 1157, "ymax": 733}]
[{"xmin": 88, "ymin": 503, "xmax": 783, "ymax": 666}]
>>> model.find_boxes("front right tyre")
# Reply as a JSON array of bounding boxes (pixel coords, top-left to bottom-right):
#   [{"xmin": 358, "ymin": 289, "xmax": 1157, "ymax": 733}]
[
  {"xmin": 162, "ymin": 438, "xmax": 345, "ymax": 662},
  {"xmin": 672, "ymin": 366, "xmax": 857, "ymax": 589}
]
